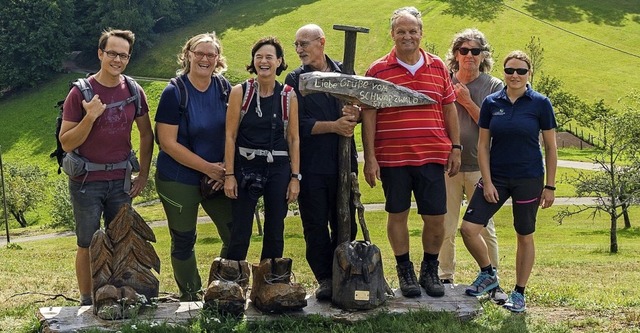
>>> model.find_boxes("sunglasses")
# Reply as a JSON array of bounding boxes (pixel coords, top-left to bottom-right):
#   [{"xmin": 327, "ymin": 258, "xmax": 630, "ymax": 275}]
[
  {"xmin": 458, "ymin": 47, "xmax": 483, "ymax": 56},
  {"xmin": 504, "ymin": 67, "xmax": 529, "ymax": 75}
]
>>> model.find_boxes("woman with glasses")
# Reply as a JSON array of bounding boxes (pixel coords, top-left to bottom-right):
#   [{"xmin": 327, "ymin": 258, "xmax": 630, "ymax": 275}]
[
  {"xmin": 460, "ymin": 50, "xmax": 557, "ymax": 313},
  {"xmin": 154, "ymin": 32, "xmax": 232, "ymax": 301}
]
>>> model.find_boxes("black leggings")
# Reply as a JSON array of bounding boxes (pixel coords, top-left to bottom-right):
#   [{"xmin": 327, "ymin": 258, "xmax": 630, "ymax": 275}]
[{"xmin": 225, "ymin": 162, "xmax": 291, "ymax": 261}]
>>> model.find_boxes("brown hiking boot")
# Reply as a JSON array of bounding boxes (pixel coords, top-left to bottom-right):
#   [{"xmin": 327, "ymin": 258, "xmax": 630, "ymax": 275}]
[
  {"xmin": 203, "ymin": 257, "xmax": 250, "ymax": 316},
  {"xmin": 396, "ymin": 261, "xmax": 421, "ymax": 297},
  {"xmin": 419, "ymin": 260, "xmax": 445, "ymax": 297},
  {"xmin": 250, "ymin": 258, "xmax": 307, "ymax": 313}
]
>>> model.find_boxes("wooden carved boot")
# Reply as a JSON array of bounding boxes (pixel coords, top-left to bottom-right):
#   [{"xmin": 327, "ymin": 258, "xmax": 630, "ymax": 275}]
[
  {"xmin": 203, "ymin": 257, "xmax": 250, "ymax": 316},
  {"xmin": 249, "ymin": 258, "xmax": 307, "ymax": 313}
]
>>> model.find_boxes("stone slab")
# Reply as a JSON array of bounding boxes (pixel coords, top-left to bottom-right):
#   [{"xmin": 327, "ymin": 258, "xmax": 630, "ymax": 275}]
[
  {"xmin": 38, "ymin": 302, "xmax": 203, "ymax": 333},
  {"xmin": 38, "ymin": 284, "xmax": 480, "ymax": 332}
]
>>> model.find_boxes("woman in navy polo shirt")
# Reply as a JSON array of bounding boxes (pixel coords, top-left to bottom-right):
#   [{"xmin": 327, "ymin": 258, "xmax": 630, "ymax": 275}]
[{"xmin": 459, "ymin": 50, "xmax": 557, "ymax": 313}]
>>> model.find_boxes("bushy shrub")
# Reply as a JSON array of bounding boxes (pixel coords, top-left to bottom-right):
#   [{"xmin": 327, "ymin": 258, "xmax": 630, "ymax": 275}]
[{"xmin": 48, "ymin": 177, "xmax": 75, "ymax": 231}]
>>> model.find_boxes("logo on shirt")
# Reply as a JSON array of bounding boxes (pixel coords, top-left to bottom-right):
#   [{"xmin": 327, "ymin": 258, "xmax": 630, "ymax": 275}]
[{"xmin": 492, "ymin": 108, "xmax": 505, "ymax": 116}]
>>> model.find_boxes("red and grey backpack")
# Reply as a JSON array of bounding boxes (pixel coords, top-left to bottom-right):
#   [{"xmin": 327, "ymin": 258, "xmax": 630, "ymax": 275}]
[{"xmin": 240, "ymin": 78, "xmax": 293, "ymax": 134}]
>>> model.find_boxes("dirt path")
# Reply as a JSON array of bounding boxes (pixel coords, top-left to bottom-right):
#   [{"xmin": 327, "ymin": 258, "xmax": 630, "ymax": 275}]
[{"xmin": 0, "ymin": 194, "xmax": 599, "ymax": 246}]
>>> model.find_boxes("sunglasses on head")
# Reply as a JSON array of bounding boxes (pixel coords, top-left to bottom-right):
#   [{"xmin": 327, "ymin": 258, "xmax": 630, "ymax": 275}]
[
  {"xmin": 458, "ymin": 47, "xmax": 483, "ymax": 56},
  {"xmin": 504, "ymin": 67, "xmax": 529, "ymax": 75}
]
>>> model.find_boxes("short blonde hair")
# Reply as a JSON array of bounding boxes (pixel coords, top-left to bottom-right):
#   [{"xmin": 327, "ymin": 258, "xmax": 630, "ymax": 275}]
[{"xmin": 177, "ymin": 32, "xmax": 227, "ymax": 76}]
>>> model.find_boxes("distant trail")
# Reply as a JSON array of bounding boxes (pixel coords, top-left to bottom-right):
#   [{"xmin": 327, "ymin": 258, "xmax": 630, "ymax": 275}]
[{"xmin": 0, "ymin": 197, "xmax": 600, "ymax": 246}]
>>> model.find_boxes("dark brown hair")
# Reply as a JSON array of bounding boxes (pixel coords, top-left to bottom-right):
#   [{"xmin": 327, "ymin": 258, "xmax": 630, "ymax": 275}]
[
  {"xmin": 245, "ymin": 36, "xmax": 288, "ymax": 76},
  {"xmin": 98, "ymin": 28, "xmax": 135, "ymax": 54}
]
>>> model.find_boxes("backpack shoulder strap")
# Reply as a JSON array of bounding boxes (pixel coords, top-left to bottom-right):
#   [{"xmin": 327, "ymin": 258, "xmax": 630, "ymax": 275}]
[
  {"xmin": 213, "ymin": 74, "xmax": 232, "ymax": 104},
  {"xmin": 281, "ymin": 83, "xmax": 293, "ymax": 122},
  {"xmin": 123, "ymin": 75, "xmax": 142, "ymax": 117},
  {"xmin": 170, "ymin": 75, "xmax": 188, "ymax": 116},
  {"xmin": 72, "ymin": 78, "xmax": 94, "ymax": 102},
  {"xmin": 240, "ymin": 78, "xmax": 256, "ymax": 121}
]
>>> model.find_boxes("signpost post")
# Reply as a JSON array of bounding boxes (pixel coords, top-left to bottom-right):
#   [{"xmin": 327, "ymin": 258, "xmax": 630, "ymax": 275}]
[{"xmin": 332, "ymin": 24, "xmax": 369, "ymax": 244}]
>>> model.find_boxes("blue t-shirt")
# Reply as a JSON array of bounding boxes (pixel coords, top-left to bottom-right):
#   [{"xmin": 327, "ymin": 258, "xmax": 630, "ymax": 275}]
[
  {"xmin": 478, "ymin": 86, "xmax": 557, "ymax": 178},
  {"xmin": 155, "ymin": 75, "xmax": 228, "ymax": 185}
]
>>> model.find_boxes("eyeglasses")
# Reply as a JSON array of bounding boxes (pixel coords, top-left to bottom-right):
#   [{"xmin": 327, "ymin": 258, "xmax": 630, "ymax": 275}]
[
  {"xmin": 504, "ymin": 67, "xmax": 529, "ymax": 75},
  {"xmin": 293, "ymin": 37, "xmax": 321, "ymax": 49},
  {"xmin": 101, "ymin": 49, "xmax": 130, "ymax": 61},
  {"xmin": 190, "ymin": 50, "xmax": 218, "ymax": 60},
  {"xmin": 458, "ymin": 47, "xmax": 483, "ymax": 56}
]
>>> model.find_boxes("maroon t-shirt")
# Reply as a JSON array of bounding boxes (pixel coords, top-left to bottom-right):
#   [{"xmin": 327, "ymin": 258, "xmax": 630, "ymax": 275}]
[{"xmin": 62, "ymin": 76, "xmax": 149, "ymax": 182}]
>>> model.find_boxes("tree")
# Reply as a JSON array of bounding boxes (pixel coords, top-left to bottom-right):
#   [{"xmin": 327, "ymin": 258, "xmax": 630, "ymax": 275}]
[
  {"xmin": 0, "ymin": 0, "xmax": 75, "ymax": 93},
  {"xmin": 525, "ymin": 36, "xmax": 544, "ymax": 87},
  {"xmin": 536, "ymin": 75, "xmax": 587, "ymax": 129},
  {"xmin": 555, "ymin": 109, "xmax": 640, "ymax": 253},
  {"xmin": 3, "ymin": 163, "xmax": 47, "ymax": 227}
]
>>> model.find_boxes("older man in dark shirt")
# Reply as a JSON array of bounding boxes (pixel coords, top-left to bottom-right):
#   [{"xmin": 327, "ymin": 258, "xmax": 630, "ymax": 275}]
[{"xmin": 284, "ymin": 23, "xmax": 360, "ymax": 301}]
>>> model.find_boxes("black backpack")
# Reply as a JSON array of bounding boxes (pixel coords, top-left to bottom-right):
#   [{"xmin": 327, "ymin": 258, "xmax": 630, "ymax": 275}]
[{"xmin": 50, "ymin": 75, "xmax": 142, "ymax": 174}]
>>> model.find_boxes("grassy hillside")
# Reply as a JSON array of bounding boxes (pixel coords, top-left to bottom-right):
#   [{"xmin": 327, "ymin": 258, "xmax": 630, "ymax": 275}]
[
  {"xmin": 125, "ymin": 0, "xmax": 640, "ymax": 103},
  {"xmin": 2, "ymin": 0, "xmax": 638, "ymax": 163},
  {"xmin": 0, "ymin": 0, "xmax": 637, "ymax": 227}
]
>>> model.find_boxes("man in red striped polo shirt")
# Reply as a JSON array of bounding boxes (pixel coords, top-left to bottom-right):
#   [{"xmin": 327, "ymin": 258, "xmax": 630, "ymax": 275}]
[{"xmin": 362, "ymin": 6, "xmax": 461, "ymax": 298}]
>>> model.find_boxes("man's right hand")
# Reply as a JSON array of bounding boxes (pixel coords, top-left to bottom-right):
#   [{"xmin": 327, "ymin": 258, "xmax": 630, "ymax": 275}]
[
  {"xmin": 333, "ymin": 115, "xmax": 357, "ymax": 137},
  {"xmin": 82, "ymin": 94, "xmax": 106, "ymax": 120},
  {"xmin": 364, "ymin": 158, "xmax": 380, "ymax": 188}
]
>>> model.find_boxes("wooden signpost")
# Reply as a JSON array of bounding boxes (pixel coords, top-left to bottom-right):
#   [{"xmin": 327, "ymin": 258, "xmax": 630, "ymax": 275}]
[
  {"xmin": 332, "ymin": 25, "xmax": 370, "ymax": 245},
  {"xmin": 299, "ymin": 72, "xmax": 436, "ymax": 109}
]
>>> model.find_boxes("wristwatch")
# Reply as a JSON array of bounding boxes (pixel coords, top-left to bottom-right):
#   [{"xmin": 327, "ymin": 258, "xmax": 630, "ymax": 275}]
[
  {"xmin": 452, "ymin": 144, "xmax": 463, "ymax": 151},
  {"xmin": 291, "ymin": 173, "xmax": 302, "ymax": 181}
]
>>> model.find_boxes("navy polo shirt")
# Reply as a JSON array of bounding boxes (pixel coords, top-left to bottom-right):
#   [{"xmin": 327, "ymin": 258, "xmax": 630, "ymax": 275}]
[
  {"xmin": 478, "ymin": 86, "xmax": 556, "ymax": 179},
  {"xmin": 284, "ymin": 55, "xmax": 358, "ymax": 175}
]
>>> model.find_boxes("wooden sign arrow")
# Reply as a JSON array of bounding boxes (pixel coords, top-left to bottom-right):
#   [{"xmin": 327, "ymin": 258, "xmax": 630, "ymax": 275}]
[{"xmin": 299, "ymin": 72, "xmax": 436, "ymax": 108}]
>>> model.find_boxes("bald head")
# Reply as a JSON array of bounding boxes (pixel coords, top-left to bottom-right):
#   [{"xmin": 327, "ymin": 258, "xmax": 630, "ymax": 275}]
[
  {"xmin": 296, "ymin": 24, "xmax": 325, "ymax": 39},
  {"xmin": 294, "ymin": 24, "xmax": 327, "ymax": 70}
]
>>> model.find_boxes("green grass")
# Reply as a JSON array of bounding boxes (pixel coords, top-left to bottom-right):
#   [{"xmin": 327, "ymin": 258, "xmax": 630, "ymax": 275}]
[
  {"xmin": 122, "ymin": 0, "xmax": 640, "ymax": 106},
  {"xmin": 557, "ymin": 147, "xmax": 601, "ymax": 162},
  {"xmin": 1, "ymin": 206, "xmax": 639, "ymax": 332}
]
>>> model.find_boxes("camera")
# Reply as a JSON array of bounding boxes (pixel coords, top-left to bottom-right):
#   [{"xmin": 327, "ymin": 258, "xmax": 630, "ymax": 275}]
[{"xmin": 241, "ymin": 172, "xmax": 267, "ymax": 199}]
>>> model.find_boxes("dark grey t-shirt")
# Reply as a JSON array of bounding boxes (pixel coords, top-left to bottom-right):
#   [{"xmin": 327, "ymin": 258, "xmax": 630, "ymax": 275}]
[{"xmin": 452, "ymin": 72, "xmax": 503, "ymax": 172}]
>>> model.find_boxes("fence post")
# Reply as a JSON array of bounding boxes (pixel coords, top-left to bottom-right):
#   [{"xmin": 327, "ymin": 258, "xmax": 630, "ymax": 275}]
[{"xmin": 0, "ymin": 146, "xmax": 10, "ymax": 244}]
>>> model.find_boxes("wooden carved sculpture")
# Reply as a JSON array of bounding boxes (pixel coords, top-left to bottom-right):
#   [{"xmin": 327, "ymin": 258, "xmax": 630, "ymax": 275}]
[
  {"xmin": 331, "ymin": 172, "xmax": 391, "ymax": 310},
  {"xmin": 90, "ymin": 204, "xmax": 160, "ymax": 320}
]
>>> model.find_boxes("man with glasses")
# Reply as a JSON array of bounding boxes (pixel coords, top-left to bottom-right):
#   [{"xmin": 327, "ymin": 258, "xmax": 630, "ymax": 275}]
[
  {"xmin": 284, "ymin": 24, "xmax": 360, "ymax": 301},
  {"xmin": 59, "ymin": 28, "xmax": 153, "ymax": 306},
  {"xmin": 362, "ymin": 7, "xmax": 460, "ymax": 298},
  {"xmin": 440, "ymin": 28, "xmax": 507, "ymax": 303}
]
